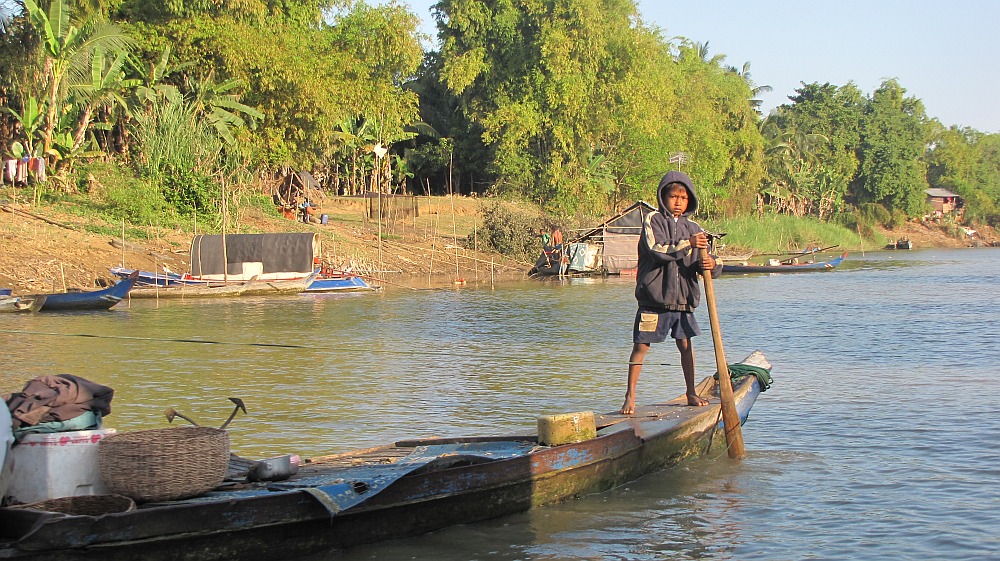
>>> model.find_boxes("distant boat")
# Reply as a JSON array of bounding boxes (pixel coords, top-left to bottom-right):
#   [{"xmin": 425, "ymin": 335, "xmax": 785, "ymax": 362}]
[
  {"xmin": 721, "ymin": 253, "xmax": 848, "ymax": 275},
  {"xmin": 304, "ymin": 272, "xmax": 378, "ymax": 293},
  {"xmin": 27, "ymin": 272, "xmax": 138, "ymax": 311},
  {"xmin": 114, "ymin": 267, "xmax": 376, "ymax": 295},
  {"xmin": 884, "ymin": 238, "xmax": 912, "ymax": 250},
  {"xmin": 110, "ymin": 232, "xmax": 378, "ymax": 295},
  {"xmin": 127, "ymin": 271, "xmax": 318, "ymax": 299}
]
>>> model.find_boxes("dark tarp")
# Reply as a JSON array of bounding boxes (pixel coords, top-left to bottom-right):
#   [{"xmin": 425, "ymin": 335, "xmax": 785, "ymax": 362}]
[{"xmin": 190, "ymin": 233, "xmax": 319, "ymax": 279}]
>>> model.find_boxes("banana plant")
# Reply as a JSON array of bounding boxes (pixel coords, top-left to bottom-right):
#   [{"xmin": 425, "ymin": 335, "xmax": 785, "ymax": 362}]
[
  {"xmin": 22, "ymin": 0, "xmax": 133, "ymax": 159},
  {"xmin": 68, "ymin": 45, "xmax": 141, "ymax": 152},
  {"xmin": 3, "ymin": 95, "xmax": 45, "ymax": 157},
  {"xmin": 187, "ymin": 70, "xmax": 264, "ymax": 145}
]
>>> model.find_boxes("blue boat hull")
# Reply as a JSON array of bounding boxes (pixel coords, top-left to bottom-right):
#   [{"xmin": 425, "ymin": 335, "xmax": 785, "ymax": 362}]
[
  {"xmin": 304, "ymin": 276, "xmax": 375, "ymax": 293},
  {"xmin": 111, "ymin": 268, "xmax": 375, "ymax": 293},
  {"xmin": 33, "ymin": 273, "xmax": 137, "ymax": 311}
]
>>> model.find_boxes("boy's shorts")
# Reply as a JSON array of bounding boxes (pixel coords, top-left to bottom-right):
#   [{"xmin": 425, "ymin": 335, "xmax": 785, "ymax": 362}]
[{"xmin": 633, "ymin": 307, "xmax": 701, "ymax": 344}]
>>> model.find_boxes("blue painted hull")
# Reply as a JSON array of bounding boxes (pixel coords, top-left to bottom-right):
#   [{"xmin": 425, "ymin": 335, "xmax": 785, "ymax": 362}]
[
  {"xmin": 111, "ymin": 268, "xmax": 376, "ymax": 293},
  {"xmin": 304, "ymin": 276, "xmax": 375, "ymax": 293},
  {"xmin": 109, "ymin": 267, "xmax": 208, "ymax": 287},
  {"xmin": 32, "ymin": 273, "xmax": 137, "ymax": 311}
]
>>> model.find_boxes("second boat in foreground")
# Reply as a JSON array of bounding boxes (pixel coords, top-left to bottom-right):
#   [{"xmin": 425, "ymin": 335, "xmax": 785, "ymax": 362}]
[{"xmin": 0, "ymin": 351, "xmax": 771, "ymax": 560}]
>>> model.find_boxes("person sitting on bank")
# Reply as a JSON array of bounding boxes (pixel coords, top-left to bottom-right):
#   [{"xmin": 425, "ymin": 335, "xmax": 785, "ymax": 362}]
[{"xmin": 299, "ymin": 199, "xmax": 318, "ymax": 223}]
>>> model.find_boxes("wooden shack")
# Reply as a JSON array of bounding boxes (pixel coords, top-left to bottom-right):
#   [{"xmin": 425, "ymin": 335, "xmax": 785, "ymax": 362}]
[{"xmin": 926, "ymin": 188, "xmax": 964, "ymax": 220}]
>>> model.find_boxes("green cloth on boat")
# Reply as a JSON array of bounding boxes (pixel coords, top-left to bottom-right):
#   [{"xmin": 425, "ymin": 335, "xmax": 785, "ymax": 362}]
[
  {"xmin": 715, "ymin": 363, "xmax": 772, "ymax": 392},
  {"xmin": 13, "ymin": 411, "xmax": 101, "ymax": 440}
]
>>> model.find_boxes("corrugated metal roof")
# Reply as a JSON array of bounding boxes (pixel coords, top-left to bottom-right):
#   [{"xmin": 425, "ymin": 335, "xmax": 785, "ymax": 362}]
[{"xmin": 926, "ymin": 188, "xmax": 961, "ymax": 198}]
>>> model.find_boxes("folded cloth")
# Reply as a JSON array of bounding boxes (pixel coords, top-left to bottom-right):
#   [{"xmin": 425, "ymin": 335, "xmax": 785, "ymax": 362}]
[
  {"xmin": 12, "ymin": 410, "xmax": 101, "ymax": 440},
  {"xmin": 4, "ymin": 374, "xmax": 114, "ymax": 429}
]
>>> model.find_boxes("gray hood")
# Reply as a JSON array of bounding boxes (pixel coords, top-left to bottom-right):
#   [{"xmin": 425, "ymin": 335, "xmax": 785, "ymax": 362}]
[{"xmin": 656, "ymin": 170, "xmax": 698, "ymax": 217}]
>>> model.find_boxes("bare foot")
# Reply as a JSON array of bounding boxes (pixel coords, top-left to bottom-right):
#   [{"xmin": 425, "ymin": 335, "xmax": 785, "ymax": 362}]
[
  {"xmin": 619, "ymin": 393, "xmax": 636, "ymax": 415},
  {"xmin": 686, "ymin": 393, "xmax": 710, "ymax": 406}
]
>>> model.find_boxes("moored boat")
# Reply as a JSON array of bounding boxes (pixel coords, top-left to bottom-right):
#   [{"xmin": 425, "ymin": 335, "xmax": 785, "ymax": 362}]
[
  {"xmin": 127, "ymin": 270, "xmax": 318, "ymax": 299},
  {"xmin": 114, "ymin": 267, "xmax": 377, "ymax": 295},
  {"xmin": 0, "ymin": 352, "xmax": 772, "ymax": 560},
  {"xmin": 26, "ymin": 272, "xmax": 138, "ymax": 311},
  {"xmin": 304, "ymin": 272, "xmax": 379, "ymax": 293},
  {"xmin": 721, "ymin": 252, "xmax": 847, "ymax": 275}
]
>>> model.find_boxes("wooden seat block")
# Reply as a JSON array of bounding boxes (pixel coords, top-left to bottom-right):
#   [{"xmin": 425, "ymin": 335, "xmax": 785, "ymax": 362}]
[{"xmin": 537, "ymin": 412, "xmax": 597, "ymax": 446}]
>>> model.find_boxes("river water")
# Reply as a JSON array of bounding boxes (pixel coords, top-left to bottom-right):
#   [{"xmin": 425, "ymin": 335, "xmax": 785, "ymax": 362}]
[{"xmin": 1, "ymin": 248, "xmax": 997, "ymax": 560}]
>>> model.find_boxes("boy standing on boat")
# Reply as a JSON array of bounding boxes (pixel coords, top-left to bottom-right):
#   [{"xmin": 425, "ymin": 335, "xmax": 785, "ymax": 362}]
[{"xmin": 620, "ymin": 170, "xmax": 721, "ymax": 415}]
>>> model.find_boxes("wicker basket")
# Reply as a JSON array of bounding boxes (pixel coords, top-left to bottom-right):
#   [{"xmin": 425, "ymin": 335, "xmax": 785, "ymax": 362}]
[
  {"xmin": 9, "ymin": 494, "xmax": 136, "ymax": 516},
  {"xmin": 98, "ymin": 426, "xmax": 230, "ymax": 502}
]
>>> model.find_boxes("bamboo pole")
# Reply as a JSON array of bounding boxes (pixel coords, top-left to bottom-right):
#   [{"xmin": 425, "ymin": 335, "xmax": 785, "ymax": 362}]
[{"xmin": 450, "ymin": 190, "xmax": 461, "ymax": 282}]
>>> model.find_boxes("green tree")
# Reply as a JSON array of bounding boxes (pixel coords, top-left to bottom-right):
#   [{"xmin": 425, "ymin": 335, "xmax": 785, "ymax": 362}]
[
  {"xmin": 926, "ymin": 125, "xmax": 1000, "ymax": 224},
  {"xmin": 855, "ymin": 79, "xmax": 930, "ymax": 216}
]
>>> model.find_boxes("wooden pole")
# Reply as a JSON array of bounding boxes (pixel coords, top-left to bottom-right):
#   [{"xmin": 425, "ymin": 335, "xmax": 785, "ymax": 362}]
[
  {"xmin": 450, "ymin": 189, "xmax": 460, "ymax": 282},
  {"xmin": 700, "ymin": 247, "xmax": 745, "ymax": 459},
  {"xmin": 221, "ymin": 179, "xmax": 228, "ymax": 283}
]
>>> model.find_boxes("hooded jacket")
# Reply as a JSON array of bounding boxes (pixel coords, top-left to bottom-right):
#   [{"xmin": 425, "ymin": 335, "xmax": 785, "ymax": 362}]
[{"xmin": 634, "ymin": 170, "xmax": 721, "ymax": 311}]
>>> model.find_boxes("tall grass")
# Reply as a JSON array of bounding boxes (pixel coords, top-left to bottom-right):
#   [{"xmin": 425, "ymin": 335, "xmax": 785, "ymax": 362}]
[
  {"xmin": 710, "ymin": 214, "xmax": 881, "ymax": 254},
  {"xmin": 131, "ymin": 99, "xmax": 222, "ymax": 178}
]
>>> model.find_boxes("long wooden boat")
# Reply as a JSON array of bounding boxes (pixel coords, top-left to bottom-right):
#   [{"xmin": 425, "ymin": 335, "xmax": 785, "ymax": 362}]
[
  {"xmin": 127, "ymin": 271, "xmax": 318, "ymax": 299},
  {"xmin": 721, "ymin": 252, "xmax": 847, "ymax": 275},
  {"xmin": 26, "ymin": 273, "xmax": 138, "ymax": 312},
  {"xmin": 0, "ymin": 351, "xmax": 771, "ymax": 560},
  {"xmin": 108, "ymin": 266, "xmax": 206, "ymax": 287},
  {"xmin": 113, "ymin": 267, "xmax": 375, "ymax": 294}
]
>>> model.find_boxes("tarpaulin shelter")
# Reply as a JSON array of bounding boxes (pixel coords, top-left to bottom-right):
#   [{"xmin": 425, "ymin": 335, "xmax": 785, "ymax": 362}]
[
  {"xmin": 530, "ymin": 201, "xmax": 655, "ymax": 276},
  {"xmin": 189, "ymin": 233, "xmax": 320, "ymax": 281}
]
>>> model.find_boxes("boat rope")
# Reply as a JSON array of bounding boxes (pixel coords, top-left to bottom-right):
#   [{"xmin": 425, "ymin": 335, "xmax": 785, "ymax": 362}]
[
  {"xmin": 716, "ymin": 363, "xmax": 772, "ymax": 392},
  {"xmin": 0, "ymin": 329, "xmax": 678, "ymax": 367}
]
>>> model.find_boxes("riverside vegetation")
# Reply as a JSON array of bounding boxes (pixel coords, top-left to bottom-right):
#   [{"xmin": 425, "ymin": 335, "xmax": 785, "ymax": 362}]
[
  {"xmin": 1, "ymin": 0, "xmax": 996, "ymax": 294},
  {"xmin": 0, "ymin": 176, "xmax": 979, "ymax": 296}
]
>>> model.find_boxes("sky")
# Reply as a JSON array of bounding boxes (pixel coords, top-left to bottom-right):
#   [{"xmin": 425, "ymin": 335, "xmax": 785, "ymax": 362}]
[{"xmin": 399, "ymin": 0, "xmax": 1000, "ymax": 134}]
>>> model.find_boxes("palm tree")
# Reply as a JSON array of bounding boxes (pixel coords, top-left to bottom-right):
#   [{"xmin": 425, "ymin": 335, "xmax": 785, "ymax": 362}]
[{"xmin": 728, "ymin": 61, "xmax": 773, "ymax": 113}]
